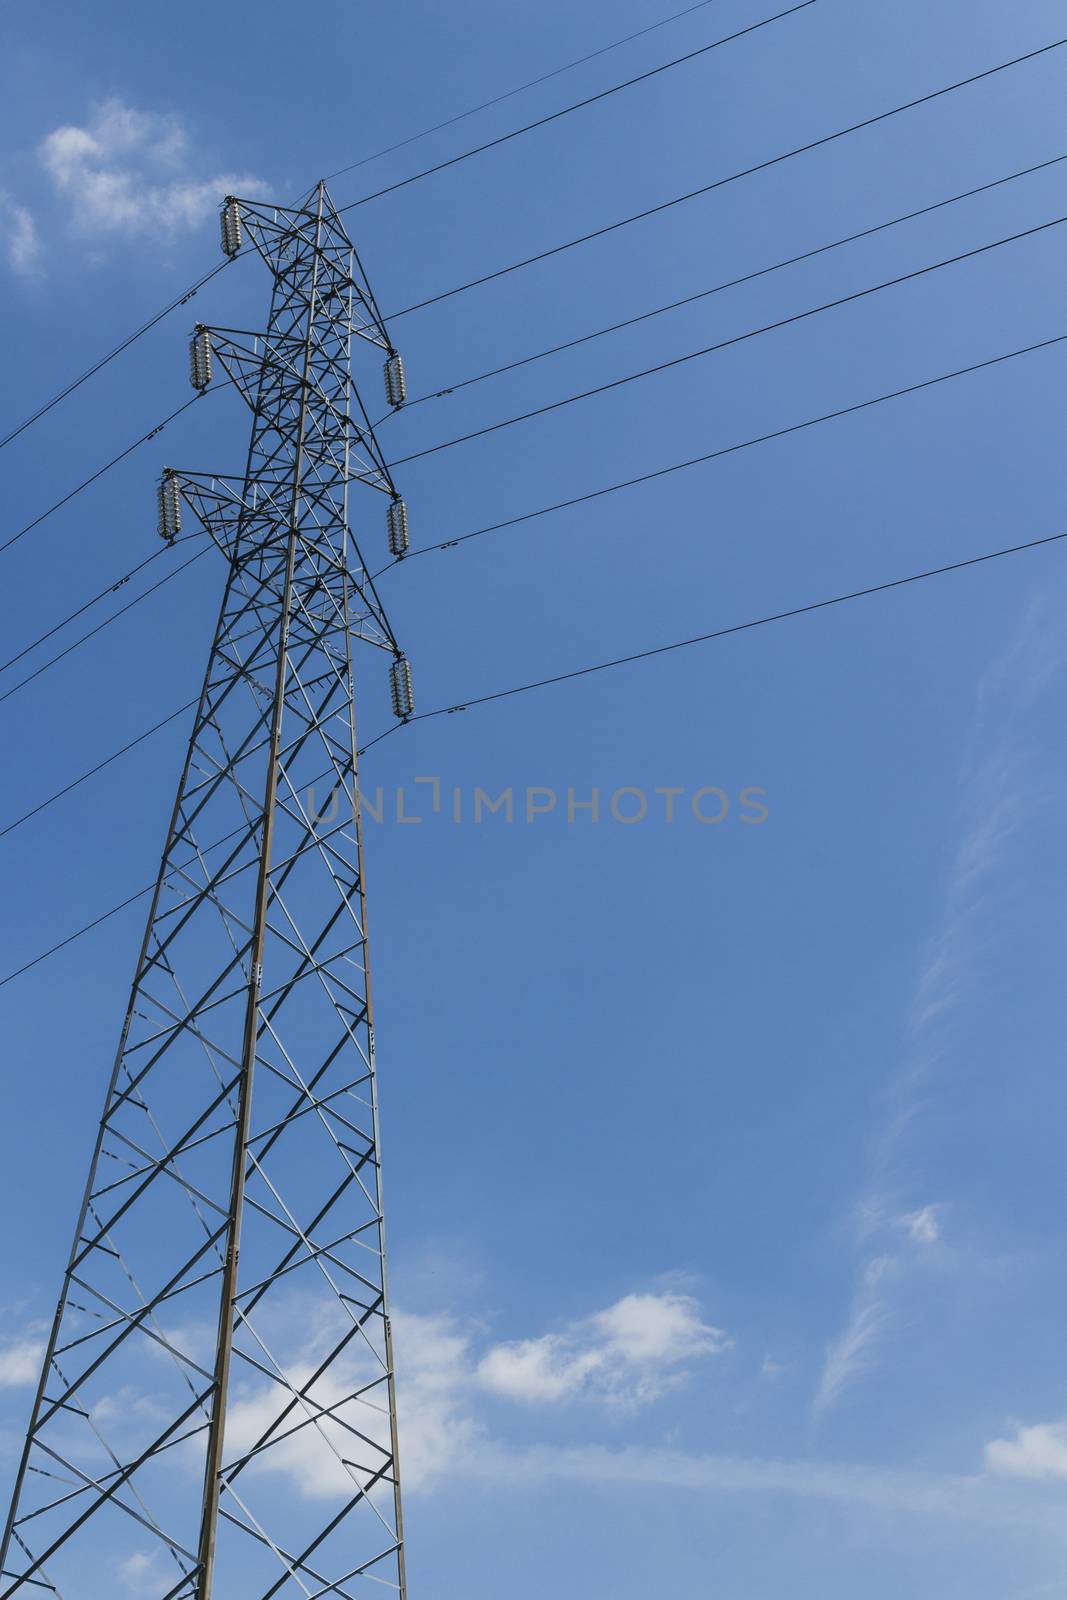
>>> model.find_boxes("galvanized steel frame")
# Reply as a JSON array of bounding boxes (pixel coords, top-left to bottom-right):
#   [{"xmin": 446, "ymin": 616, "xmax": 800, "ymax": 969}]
[{"xmin": 1, "ymin": 184, "xmax": 409, "ymax": 1600}]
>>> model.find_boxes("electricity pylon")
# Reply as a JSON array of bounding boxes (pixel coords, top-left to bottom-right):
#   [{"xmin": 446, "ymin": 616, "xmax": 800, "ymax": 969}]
[{"xmin": 1, "ymin": 184, "xmax": 413, "ymax": 1600}]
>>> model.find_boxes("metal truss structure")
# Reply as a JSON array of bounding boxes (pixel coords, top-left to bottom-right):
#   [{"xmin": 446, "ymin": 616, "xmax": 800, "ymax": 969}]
[{"xmin": 1, "ymin": 185, "xmax": 412, "ymax": 1600}]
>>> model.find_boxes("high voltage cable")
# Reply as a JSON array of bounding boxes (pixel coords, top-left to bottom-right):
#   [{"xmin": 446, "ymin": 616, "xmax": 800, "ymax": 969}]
[
  {"xmin": 0, "ymin": 700, "xmax": 198, "ymax": 841},
  {"xmin": 403, "ymin": 531, "xmax": 1067, "ymax": 725},
  {"xmin": 0, "ymin": 548, "xmax": 209, "ymax": 709},
  {"xmin": 5, "ymin": 525, "xmax": 1066, "ymax": 992},
  {"xmin": 382, "ymin": 331, "xmax": 1067, "ymax": 567},
  {"xmin": 0, "ymin": 2, "xmax": 801, "ymax": 463},
  {"xmin": 7, "ymin": 326, "xmax": 1064, "ymax": 846},
  {"xmin": 386, "ymin": 215, "xmax": 1067, "ymax": 469},
  {"xmin": 335, "ymin": 2, "xmax": 815, "ymax": 213},
  {"xmin": 0, "ymin": 392, "xmax": 213, "ymax": 560},
  {"xmin": 322, "ymin": 0, "xmax": 726, "ymax": 180},
  {"xmin": 0, "ymin": 261, "xmax": 233, "ymax": 457},
  {"xmin": 387, "ymin": 34, "xmax": 1067, "ymax": 320},
  {"xmin": 1, "ymin": 162, "xmax": 1055, "ymax": 679},
  {"xmin": 0, "ymin": 538, "xmax": 203, "ymax": 677},
  {"xmin": 2, "ymin": 34, "xmax": 1061, "ymax": 467},
  {"xmin": 402, "ymin": 151, "xmax": 1067, "ymax": 408},
  {"xmin": 6, "ymin": 213, "xmax": 1054, "ymax": 686},
  {"xmin": 7, "ymin": 148, "xmax": 1060, "ymax": 657}
]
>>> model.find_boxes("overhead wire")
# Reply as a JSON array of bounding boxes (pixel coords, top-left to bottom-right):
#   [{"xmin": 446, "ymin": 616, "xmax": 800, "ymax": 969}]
[
  {"xmin": 399, "ymin": 151, "xmax": 1067, "ymax": 408},
  {"xmin": 0, "ymin": 699, "xmax": 198, "ymax": 842},
  {"xmin": 7, "ymin": 325, "xmax": 1065, "ymax": 846},
  {"xmin": 385, "ymin": 34, "xmax": 1067, "ymax": 320},
  {"xmin": 0, "ymin": 1, "xmax": 798, "ymax": 462},
  {"xmin": 0, "ymin": 391, "xmax": 214, "ymax": 559},
  {"xmin": 0, "ymin": 537, "xmax": 203, "ymax": 678},
  {"xmin": 7, "ymin": 145, "xmax": 1060, "ymax": 669},
  {"xmin": 2, "ymin": 212, "xmax": 1062, "ymax": 720},
  {"xmin": 2, "ymin": 35, "xmax": 1063, "ymax": 872},
  {"xmin": 5, "ymin": 523, "xmax": 1066, "ymax": 991},
  {"xmin": 0, "ymin": 547, "xmax": 210, "ymax": 709},
  {"xmin": 334, "ymin": 1, "xmax": 816, "ymax": 213},
  {"xmin": 386, "ymin": 216, "xmax": 1067, "ymax": 469},
  {"xmin": 403, "ymin": 531, "xmax": 1067, "ymax": 726},
  {"xmin": 2, "ymin": 31, "xmax": 1061, "ymax": 472},
  {"xmin": 12, "ymin": 176, "xmax": 1060, "ymax": 667},
  {"xmin": 379, "ymin": 331, "xmax": 1067, "ymax": 568},
  {"xmin": 322, "ymin": 0, "xmax": 727, "ymax": 180},
  {"xmin": 0, "ymin": 260, "xmax": 234, "ymax": 457}
]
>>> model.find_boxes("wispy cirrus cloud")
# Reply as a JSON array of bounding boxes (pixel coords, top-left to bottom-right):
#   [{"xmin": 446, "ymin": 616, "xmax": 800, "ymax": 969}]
[
  {"xmin": 466, "ymin": 1439, "xmax": 1064, "ymax": 1535},
  {"xmin": 813, "ymin": 1257, "xmax": 894, "ymax": 1415},
  {"xmin": 814, "ymin": 597, "xmax": 1067, "ymax": 1416}
]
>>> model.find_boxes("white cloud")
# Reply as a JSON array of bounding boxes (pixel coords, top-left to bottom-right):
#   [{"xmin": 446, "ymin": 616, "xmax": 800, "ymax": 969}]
[
  {"xmin": 37, "ymin": 98, "xmax": 264, "ymax": 239},
  {"xmin": 118, "ymin": 1550, "xmax": 161, "ymax": 1593},
  {"xmin": 986, "ymin": 1422, "xmax": 1067, "ymax": 1482},
  {"xmin": 393, "ymin": 1310, "xmax": 483, "ymax": 1489},
  {"xmin": 0, "ymin": 195, "xmax": 40, "ymax": 276},
  {"xmin": 0, "ymin": 1337, "xmax": 43, "ymax": 1388},
  {"xmin": 216, "ymin": 1290, "xmax": 726, "ymax": 1501},
  {"xmin": 898, "ymin": 1206, "xmax": 941, "ymax": 1245},
  {"xmin": 478, "ymin": 1335, "xmax": 602, "ymax": 1404},
  {"xmin": 478, "ymin": 1292, "xmax": 728, "ymax": 1408}
]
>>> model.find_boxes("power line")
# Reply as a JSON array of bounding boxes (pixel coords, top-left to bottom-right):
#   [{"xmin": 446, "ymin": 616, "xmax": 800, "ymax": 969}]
[
  {"xmin": 5, "ymin": 32, "xmax": 1058, "ymax": 477},
  {"xmin": 0, "ymin": 260, "xmax": 233, "ymax": 457},
  {"xmin": 7, "ymin": 28, "xmax": 1060, "ymax": 481},
  {"xmin": 387, "ymin": 35, "xmax": 1067, "ymax": 320},
  {"xmin": 387, "ymin": 216, "xmax": 1067, "ymax": 468},
  {"xmin": 322, "ymin": 0, "xmax": 726, "ymax": 181},
  {"xmin": 0, "ymin": 547, "xmax": 209, "ymax": 709},
  {"xmin": 402, "ymin": 151, "xmax": 1067, "ymax": 408},
  {"xmin": 0, "ymin": 882, "xmax": 163, "ymax": 992},
  {"xmin": 6, "ymin": 524, "xmax": 1065, "ymax": 992},
  {"xmin": 0, "ymin": 539, "xmax": 201, "ymax": 677},
  {"xmin": 0, "ymin": 392, "xmax": 213, "ymax": 560},
  {"xmin": 387, "ymin": 331, "xmax": 1067, "ymax": 565},
  {"xmin": 335, "ymin": 1, "xmax": 816, "ymax": 213},
  {"xmin": 10, "ymin": 327, "xmax": 1065, "ymax": 845},
  {"xmin": 11, "ymin": 191, "xmax": 1054, "ymax": 674},
  {"xmin": 0, "ymin": 699, "xmax": 198, "ymax": 842},
  {"xmin": 0, "ymin": 1, "xmax": 742, "ymax": 460},
  {"xmin": 407, "ymin": 530, "xmax": 1067, "ymax": 725}
]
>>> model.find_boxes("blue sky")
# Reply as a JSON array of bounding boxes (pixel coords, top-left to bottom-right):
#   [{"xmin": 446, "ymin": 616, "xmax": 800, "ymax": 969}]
[{"xmin": 2, "ymin": 0, "xmax": 1067, "ymax": 1594}]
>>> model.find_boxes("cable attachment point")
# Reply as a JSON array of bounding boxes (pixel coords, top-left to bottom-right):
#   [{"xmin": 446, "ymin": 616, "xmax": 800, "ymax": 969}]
[
  {"xmin": 389, "ymin": 655, "xmax": 415, "ymax": 720},
  {"xmin": 157, "ymin": 469, "xmax": 182, "ymax": 542},
  {"xmin": 386, "ymin": 497, "xmax": 410, "ymax": 558},
  {"xmin": 189, "ymin": 326, "xmax": 213, "ymax": 392},
  {"xmin": 220, "ymin": 197, "xmax": 243, "ymax": 258},
  {"xmin": 384, "ymin": 351, "xmax": 407, "ymax": 409}
]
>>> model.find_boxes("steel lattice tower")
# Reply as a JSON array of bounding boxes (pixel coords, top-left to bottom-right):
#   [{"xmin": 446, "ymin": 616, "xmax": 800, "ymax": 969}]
[{"xmin": 1, "ymin": 185, "xmax": 413, "ymax": 1600}]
